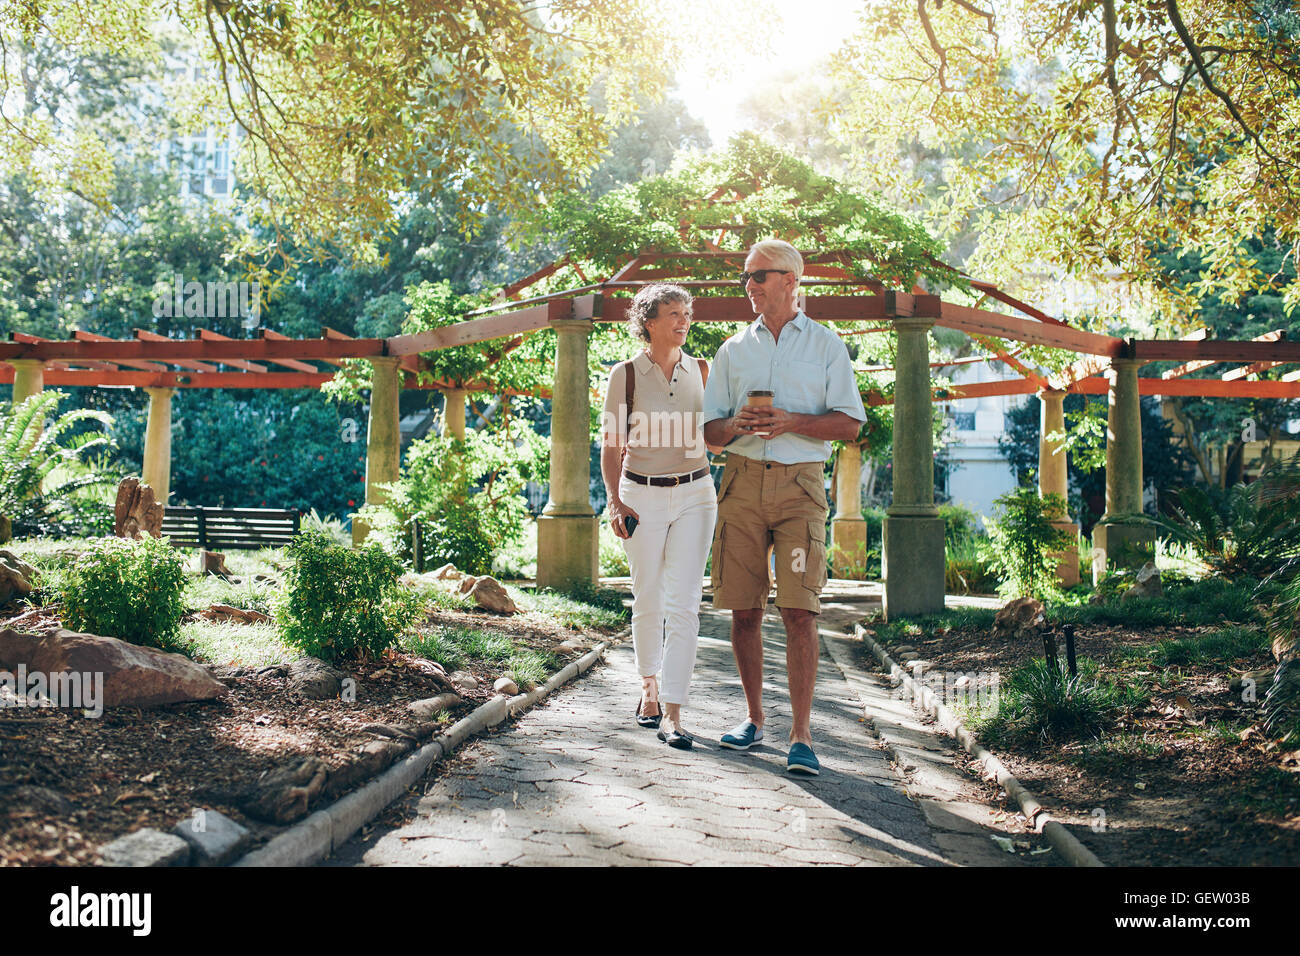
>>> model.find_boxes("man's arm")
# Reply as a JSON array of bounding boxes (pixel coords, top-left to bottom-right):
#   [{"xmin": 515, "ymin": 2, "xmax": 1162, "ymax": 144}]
[
  {"xmin": 700, "ymin": 343, "xmax": 740, "ymax": 448},
  {"xmin": 744, "ymin": 408, "xmax": 861, "ymax": 442}
]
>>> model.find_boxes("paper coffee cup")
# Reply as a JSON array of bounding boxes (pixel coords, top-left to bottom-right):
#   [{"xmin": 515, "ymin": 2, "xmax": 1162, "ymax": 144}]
[{"xmin": 745, "ymin": 389, "xmax": 774, "ymax": 436}]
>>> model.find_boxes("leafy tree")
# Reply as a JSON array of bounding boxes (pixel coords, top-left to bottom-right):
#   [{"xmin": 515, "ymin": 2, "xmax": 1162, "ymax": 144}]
[
  {"xmin": 2, "ymin": 1, "xmax": 736, "ymax": 272},
  {"xmin": 1152, "ymin": 236, "xmax": 1300, "ymax": 487},
  {"xmin": 361, "ymin": 427, "xmax": 543, "ymax": 574},
  {"xmin": 830, "ymin": 0, "xmax": 1300, "ymax": 321},
  {"xmin": 979, "ymin": 486, "xmax": 1075, "ymax": 601}
]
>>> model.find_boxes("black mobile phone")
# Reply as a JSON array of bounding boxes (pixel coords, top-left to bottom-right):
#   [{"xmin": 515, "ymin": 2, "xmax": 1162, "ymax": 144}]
[{"xmin": 624, "ymin": 515, "xmax": 638, "ymax": 537}]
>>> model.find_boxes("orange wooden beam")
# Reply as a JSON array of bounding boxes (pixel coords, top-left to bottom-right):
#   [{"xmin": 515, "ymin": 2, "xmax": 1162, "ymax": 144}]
[
  {"xmin": 259, "ymin": 329, "xmax": 326, "ymax": 373},
  {"xmin": 196, "ymin": 329, "xmax": 270, "ymax": 372},
  {"xmin": 0, "ymin": 334, "xmax": 384, "ymax": 364},
  {"xmin": 71, "ymin": 331, "xmax": 170, "ymax": 371},
  {"xmin": 936, "ymin": 302, "xmax": 1124, "ymax": 356},
  {"xmin": 133, "ymin": 329, "xmax": 222, "ymax": 372}
]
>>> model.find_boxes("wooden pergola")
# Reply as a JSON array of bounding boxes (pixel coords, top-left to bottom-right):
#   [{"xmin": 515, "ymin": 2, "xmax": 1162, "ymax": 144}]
[{"xmin": 5, "ymin": 250, "xmax": 1297, "ymax": 615}]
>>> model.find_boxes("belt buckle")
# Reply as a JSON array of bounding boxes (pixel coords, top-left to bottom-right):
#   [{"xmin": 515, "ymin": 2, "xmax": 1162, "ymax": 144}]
[{"xmin": 671, "ymin": 474, "xmax": 681, "ymax": 487}]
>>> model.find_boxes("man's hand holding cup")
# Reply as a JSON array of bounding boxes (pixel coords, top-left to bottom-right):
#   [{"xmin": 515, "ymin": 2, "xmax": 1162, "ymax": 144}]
[{"xmin": 737, "ymin": 389, "xmax": 781, "ymax": 439}]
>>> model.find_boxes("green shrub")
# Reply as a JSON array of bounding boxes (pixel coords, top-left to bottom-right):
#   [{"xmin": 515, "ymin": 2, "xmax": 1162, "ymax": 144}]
[
  {"xmin": 978, "ymin": 487, "xmax": 1075, "ymax": 601},
  {"xmin": 301, "ymin": 508, "xmax": 352, "ymax": 548},
  {"xmin": 938, "ymin": 502, "xmax": 980, "ymax": 543},
  {"xmin": 59, "ymin": 536, "xmax": 188, "ymax": 651},
  {"xmin": 978, "ymin": 657, "xmax": 1139, "ymax": 742},
  {"xmin": 277, "ymin": 530, "xmax": 422, "ymax": 662},
  {"xmin": 560, "ymin": 580, "xmax": 629, "ymax": 617},
  {"xmin": 371, "ymin": 427, "xmax": 541, "ymax": 575},
  {"xmin": 945, "ymin": 536, "xmax": 999, "ymax": 594}
]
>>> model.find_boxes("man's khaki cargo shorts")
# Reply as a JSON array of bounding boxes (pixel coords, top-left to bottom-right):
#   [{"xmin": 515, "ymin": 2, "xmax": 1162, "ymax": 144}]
[{"xmin": 710, "ymin": 455, "xmax": 829, "ymax": 614}]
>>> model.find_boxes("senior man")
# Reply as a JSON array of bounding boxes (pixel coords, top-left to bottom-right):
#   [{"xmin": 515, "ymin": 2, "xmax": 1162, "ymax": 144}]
[{"xmin": 701, "ymin": 238, "xmax": 866, "ymax": 776}]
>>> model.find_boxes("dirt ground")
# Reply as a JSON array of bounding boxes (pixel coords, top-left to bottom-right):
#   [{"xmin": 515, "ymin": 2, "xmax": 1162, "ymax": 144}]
[
  {"xmin": 863, "ymin": 615, "xmax": 1300, "ymax": 866},
  {"xmin": 0, "ymin": 606, "xmax": 619, "ymax": 867}
]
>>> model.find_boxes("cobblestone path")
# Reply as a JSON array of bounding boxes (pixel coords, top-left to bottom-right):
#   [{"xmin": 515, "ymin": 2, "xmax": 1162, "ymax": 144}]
[{"xmin": 327, "ymin": 598, "xmax": 1043, "ymax": 867}]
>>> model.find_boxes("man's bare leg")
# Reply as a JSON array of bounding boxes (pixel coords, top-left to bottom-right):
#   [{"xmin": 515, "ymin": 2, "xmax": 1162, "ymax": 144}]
[
  {"xmin": 730, "ymin": 608, "xmax": 766, "ymax": 728},
  {"xmin": 781, "ymin": 606, "xmax": 819, "ymax": 746}
]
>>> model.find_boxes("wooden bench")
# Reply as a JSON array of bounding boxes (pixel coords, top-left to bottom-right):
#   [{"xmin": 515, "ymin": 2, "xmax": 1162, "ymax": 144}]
[{"xmin": 161, "ymin": 507, "xmax": 301, "ymax": 551}]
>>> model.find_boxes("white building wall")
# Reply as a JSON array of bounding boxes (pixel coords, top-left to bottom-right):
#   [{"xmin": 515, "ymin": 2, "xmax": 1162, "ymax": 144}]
[{"xmin": 938, "ymin": 360, "xmax": 1028, "ymax": 526}]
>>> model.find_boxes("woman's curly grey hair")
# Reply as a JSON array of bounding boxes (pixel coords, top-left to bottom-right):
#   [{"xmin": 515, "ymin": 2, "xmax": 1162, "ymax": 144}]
[{"xmin": 626, "ymin": 283, "xmax": 693, "ymax": 343}]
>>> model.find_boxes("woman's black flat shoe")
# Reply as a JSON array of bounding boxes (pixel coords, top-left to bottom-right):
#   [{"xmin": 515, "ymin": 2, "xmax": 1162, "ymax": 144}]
[
  {"xmin": 657, "ymin": 727, "xmax": 694, "ymax": 750},
  {"xmin": 635, "ymin": 699, "xmax": 662, "ymax": 729}
]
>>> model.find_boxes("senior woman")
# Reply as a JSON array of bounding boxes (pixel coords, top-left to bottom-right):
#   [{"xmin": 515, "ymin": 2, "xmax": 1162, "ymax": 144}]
[{"xmin": 600, "ymin": 283, "xmax": 718, "ymax": 750}]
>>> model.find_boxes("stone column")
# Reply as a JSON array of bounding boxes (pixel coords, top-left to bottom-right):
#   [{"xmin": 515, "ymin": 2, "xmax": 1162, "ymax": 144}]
[
  {"xmin": 536, "ymin": 315, "xmax": 598, "ymax": 590},
  {"xmin": 1092, "ymin": 356, "xmax": 1154, "ymax": 581},
  {"xmin": 830, "ymin": 443, "xmax": 867, "ymax": 579},
  {"xmin": 353, "ymin": 356, "xmax": 403, "ymax": 546},
  {"xmin": 883, "ymin": 315, "xmax": 945, "ymax": 618},
  {"xmin": 1038, "ymin": 388, "xmax": 1079, "ymax": 587},
  {"xmin": 8, "ymin": 359, "xmax": 45, "ymax": 407},
  {"xmin": 442, "ymin": 387, "xmax": 467, "ymax": 439},
  {"xmin": 141, "ymin": 387, "xmax": 175, "ymax": 505}
]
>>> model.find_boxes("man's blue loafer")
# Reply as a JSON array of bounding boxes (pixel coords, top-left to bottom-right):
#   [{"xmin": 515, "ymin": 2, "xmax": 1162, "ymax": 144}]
[
  {"xmin": 719, "ymin": 721, "xmax": 764, "ymax": 750},
  {"xmin": 787, "ymin": 742, "xmax": 820, "ymax": 776}
]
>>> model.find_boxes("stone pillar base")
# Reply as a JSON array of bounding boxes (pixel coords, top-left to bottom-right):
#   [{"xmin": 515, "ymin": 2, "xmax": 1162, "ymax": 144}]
[
  {"xmin": 1091, "ymin": 520, "xmax": 1156, "ymax": 584},
  {"xmin": 830, "ymin": 517, "xmax": 868, "ymax": 580},
  {"xmin": 883, "ymin": 515, "xmax": 945, "ymax": 619},
  {"xmin": 536, "ymin": 514, "xmax": 598, "ymax": 591},
  {"xmin": 1050, "ymin": 520, "xmax": 1080, "ymax": 588}
]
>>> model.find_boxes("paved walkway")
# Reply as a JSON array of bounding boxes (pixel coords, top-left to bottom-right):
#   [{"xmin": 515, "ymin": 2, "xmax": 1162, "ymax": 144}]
[{"xmin": 326, "ymin": 596, "xmax": 1047, "ymax": 867}]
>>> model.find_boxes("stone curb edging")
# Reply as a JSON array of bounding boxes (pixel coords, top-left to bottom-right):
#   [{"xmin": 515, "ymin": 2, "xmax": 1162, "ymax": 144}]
[
  {"xmin": 851, "ymin": 623, "xmax": 1105, "ymax": 868},
  {"xmin": 232, "ymin": 631, "xmax": 626, "ymax": 867}
]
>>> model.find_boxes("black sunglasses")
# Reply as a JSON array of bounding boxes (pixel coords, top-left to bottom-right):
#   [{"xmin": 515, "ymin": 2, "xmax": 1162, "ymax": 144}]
[{"xmin": 739, "ymin": 269, "xmax": 791, "ymax": 287}]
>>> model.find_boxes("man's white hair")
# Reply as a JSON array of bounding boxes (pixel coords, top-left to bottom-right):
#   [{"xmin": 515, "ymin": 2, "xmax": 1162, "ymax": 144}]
[{"xmin": 747, "ymin": 239, "xmax": 803, "ymax": 280}]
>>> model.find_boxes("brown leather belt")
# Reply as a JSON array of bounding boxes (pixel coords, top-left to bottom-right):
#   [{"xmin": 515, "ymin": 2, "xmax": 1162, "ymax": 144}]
[{"xmin": 625, "ymin": 467, "xmax": 710, "ymax": 487}]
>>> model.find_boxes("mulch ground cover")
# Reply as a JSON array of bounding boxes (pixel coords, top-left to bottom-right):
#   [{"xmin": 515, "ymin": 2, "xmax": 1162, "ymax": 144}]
[
  {"xmin": 0, "ymin": 602, "xmax": 620, "ymax": 867},
  {"xmin": 861, "ymin": 609, "xmax": 1300, "ymax": 866}
]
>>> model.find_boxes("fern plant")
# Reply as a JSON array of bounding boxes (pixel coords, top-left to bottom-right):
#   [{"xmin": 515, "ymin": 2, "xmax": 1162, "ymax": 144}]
[
  {"xmin": 1137, "ymin": 455, "xmax": 1300, "ymax": 579},
  {"xmin": 0, "ymin": 392, "xmax": 118, "ymax": 537}
]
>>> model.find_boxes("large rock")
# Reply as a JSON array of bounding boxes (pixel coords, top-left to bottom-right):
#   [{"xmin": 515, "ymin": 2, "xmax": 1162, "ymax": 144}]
[
  {"xmin": 493, "ymin": 676, "xmax": 519, "ymax": 696},
  {"xmin": 432, "ymin": 563, "xmax": 466, "ymax": 582},
  {"xmin": 0, "ymin": 628, "xmax": 228, "ymax": 708},
  {"xmin": 466, "ymin": 576, "xmax": 518, "ymax": 615},
  {"xmin": 0, "ymin": 550, "xmax": 36, "ymax": 606},
  {"xmin": 114, "ymin": 477, "xmax": 164, "ymax": 539},
  {"xmin": 993, "ymin": 597, "xmax": 1046, "ymax": 641},
  {"xmin": 0, "ymin": 513, "xmax": 10, "ymax": 545},
  {"xmin": 1123, "ymin": 562, "xmax": 1163, "ymax": 601},
  {"xmin": 286, "ymin": 657, "xmax": 343, "ymax": 699}
]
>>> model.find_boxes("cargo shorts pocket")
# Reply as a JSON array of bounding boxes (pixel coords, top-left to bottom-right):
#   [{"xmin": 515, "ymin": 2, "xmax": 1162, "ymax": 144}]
[
  {"xmin": 794, "ymin": 470, "xmax": 827, "ymax": 510},
  {"xmin": 803, "ymin": 520, "xmax": 828, "ymax": 591},
  {"xmin": 716, "ymin": 465, "xmax": 738, "ymax": 504},
  {"xmin": 710, "ymin": 520, "xmax": 727, "ymax": 591}
]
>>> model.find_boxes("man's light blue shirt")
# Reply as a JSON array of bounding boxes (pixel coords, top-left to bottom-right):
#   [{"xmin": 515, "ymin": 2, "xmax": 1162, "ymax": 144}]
[{"xmin": 702, "ymin": 310, "xmax": 867, "ymax": 464}]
